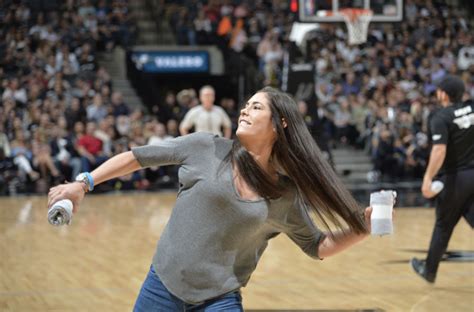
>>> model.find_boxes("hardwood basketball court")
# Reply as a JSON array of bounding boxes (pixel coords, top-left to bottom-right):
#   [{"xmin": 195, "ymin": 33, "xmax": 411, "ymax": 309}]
[{"xmin": 0, "ymin": 193, "xmax": 472, "ymax": 311}]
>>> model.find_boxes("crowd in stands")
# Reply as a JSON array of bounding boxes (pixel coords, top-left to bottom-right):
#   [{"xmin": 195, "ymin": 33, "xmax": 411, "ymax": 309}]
[
  {"xmin": 164, "ymin": 0, "xmax": 473, "ymax": 182},
  {"xmin": 0, "ymin": 0, "xmax": 473, "ymax": 195},
  {"xmin": 0, "ymin": 0, "xmax": 140, "ymax": 195},
  {"xmin": 308, "ymin": 0, "xmax": 473, "ymax": 182}
]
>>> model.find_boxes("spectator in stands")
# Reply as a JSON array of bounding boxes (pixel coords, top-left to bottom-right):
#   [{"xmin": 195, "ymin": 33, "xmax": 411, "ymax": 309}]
[
  {"xmin": 77, "ymin": 42, "xmax": 97, "ymax": 74},
  {"xmin": 50, "ymin": 124, "xmax": 81, "ymax": 182},
  {"xmin": 179, "ymin": 85, "xmax": 232, "ymax": 138},
  {"xmin": 257, "ymin": 31, "xmax": 283, "ymax": 86},
  {"xmin": 194, "ymin": 8, "xmax": 213, "ymax": 45},
  {"xmin": 78, "ymin": 0, "xmax": 96, "ymax": 18},
  {"xmin": 55, "ymin": 44, "xmax": 79, "ymax": 75},
  {"xmin": 2, "ymin": 78, "xmax": 27, "ymax": 105},
  {"xmin": 31, "ymin": 126, "xmax": 61, "ymax": 183},
  {"xmin": 94, "ymin": 119, "xmax": 114, "ymax": 157},
  {"xmin": 111, "ymin": 91, "xmax": 130, "ymax": 117},
  {"xmin": 148, "ymin": 123, "xmax": 172, "ymax": 146},
  {"xmin": 0, "ymin": 123, "xmax": 11, "ymax": 159},
  {"xmin": 160, "ymin": 91, "xmax": 184, "ymax": 122},
  {"xmin": 342, "ymin": 71, "xmax": 361, "ymax": 96},
  {"xmin": 86, "ymin": 93, "xmax": 108, "ymax": 122},
  {"xmin": 372, "ymin": 128, "xmax": 402, "ymax": 181},
  {"xmin": 116, "ymin": 115, "xmax": 131, "ymax": 138},
  {"xmin": 0, "ymin": 148, "xmax": 16, "ymax": 194},
  {"xmin": 220, "ymin": 97, "xmax": 238, "ymax": 135},
  {"xmin": 129, "ymin": 122, "xmax": 146, "ymax": 146},
  {"xmin": 166, "ymin": 119, "xmax": 180, "ymax": 138},
  {"xmin": 228, "ymin": 17, "xmax": 248, "ymax": 53},
  {"xmin": 142, "ymin": 119, "xmax": 157, "ymax": 141},
  {"xmin": 176, "ymin": 88, "xmax": 198, "ymax": 115},
  {"xmin": 333, "ymin": 98, "xmax": 358, "ymax": 146},
  {"xmin": 10, "ymin": 130, "xmax": 40, "ymax": 182},
  {"xmin": 65, "ymin": 97, "xmax": 87, "ymax": 130},
  {"xmin": 405, "ymin": 132, "xmax": 430, "ymax": 179},
  {"xmin": 76, "ymin": 121, "xmax": 108, "ymax": 172},
  {"xmin": 145, "ymin": 122, "xmax": 175, "ymax": 187}
]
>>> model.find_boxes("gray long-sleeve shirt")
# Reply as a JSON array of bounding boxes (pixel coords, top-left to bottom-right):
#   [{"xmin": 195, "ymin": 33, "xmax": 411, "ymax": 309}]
[{"xmin": 132, "ymin": 132, "xmax": 325, "ymax": 304}]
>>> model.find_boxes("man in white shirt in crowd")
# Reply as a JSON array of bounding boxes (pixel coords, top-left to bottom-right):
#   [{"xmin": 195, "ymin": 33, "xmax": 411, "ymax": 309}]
[{"xmin": 179, "ymin": 85, "xmax": 232, "ymax": 138}]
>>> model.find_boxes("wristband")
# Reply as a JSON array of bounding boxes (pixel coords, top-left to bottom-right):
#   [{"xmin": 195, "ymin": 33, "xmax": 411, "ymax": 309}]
[{"xmin": 75, "ymin": 172, "xmax": 94, "ymax": 192}]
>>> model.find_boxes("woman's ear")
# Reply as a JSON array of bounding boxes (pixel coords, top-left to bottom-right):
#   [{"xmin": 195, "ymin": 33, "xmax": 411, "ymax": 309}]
[{"xmin": 281, "ymin": 118, "xmax": 287, "ymax": 129}]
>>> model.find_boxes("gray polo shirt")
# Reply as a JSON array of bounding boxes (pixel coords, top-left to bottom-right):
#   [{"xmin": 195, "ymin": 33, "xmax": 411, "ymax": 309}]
[{"xmin": 132, "ymin": 132, "xmax": 325, "ymax": 304}]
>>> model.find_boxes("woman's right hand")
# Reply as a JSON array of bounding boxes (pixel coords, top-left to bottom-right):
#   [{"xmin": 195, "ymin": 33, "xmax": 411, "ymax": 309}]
[{"xmin": 48, "ymin": 182, "xmax": 86, "ymax": 213}]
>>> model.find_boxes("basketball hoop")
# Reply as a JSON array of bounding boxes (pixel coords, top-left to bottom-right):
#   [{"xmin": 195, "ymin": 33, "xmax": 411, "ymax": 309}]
[{"xmin": 338, "ymin": 8, "xmax": 373, "ymax": 45}]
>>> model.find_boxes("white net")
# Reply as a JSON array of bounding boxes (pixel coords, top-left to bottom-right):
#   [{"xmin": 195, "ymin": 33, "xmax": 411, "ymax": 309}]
[{"xmin": 339, "ymin": 9, "xmax": 373, "ymax": 45}]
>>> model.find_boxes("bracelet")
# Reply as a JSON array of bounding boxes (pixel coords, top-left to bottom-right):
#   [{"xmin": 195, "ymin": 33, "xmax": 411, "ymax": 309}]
[{"xmin": 76, "ymin": 181, "xmax": 89, "ymax": 193}]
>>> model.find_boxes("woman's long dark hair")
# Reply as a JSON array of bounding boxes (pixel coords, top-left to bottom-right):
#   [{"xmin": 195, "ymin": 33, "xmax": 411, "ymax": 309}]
[{"xmin": 231, "ymin": 87, "xmax": 367, "ymax": 235}]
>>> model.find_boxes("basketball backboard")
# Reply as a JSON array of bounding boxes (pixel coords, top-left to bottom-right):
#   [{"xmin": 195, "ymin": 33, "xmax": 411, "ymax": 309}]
[{"xmin": 299, "ymin": 0, "xmax": 403, "ymax": 22}]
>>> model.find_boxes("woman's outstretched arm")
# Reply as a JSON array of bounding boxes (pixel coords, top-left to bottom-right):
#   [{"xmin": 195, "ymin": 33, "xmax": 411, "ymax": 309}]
[
  {"xmin": 90, "ymin": 151, "xmax": 141, "ymax": 185},
  {"xmin": 47, "ymin": 151, "xmax": 141, "ymax": 212}
]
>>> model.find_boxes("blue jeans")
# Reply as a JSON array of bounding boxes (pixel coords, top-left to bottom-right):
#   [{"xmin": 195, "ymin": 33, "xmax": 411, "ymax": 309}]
[{"xmin": 133, "ymin": 265, "xmax": 243, "ymax": 311}]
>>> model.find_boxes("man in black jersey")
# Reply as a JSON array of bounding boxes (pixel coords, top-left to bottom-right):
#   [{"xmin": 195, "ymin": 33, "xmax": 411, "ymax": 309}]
[{"xmin": 411, "ymin": 75, "xmax": 474, "ymax": 283}]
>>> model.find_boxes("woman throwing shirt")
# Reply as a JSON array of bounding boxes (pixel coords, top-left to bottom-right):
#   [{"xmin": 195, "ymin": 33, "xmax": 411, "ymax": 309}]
[{"xmin": 48, "ymin": 87, "xmax": 373, "ymax": 311}]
